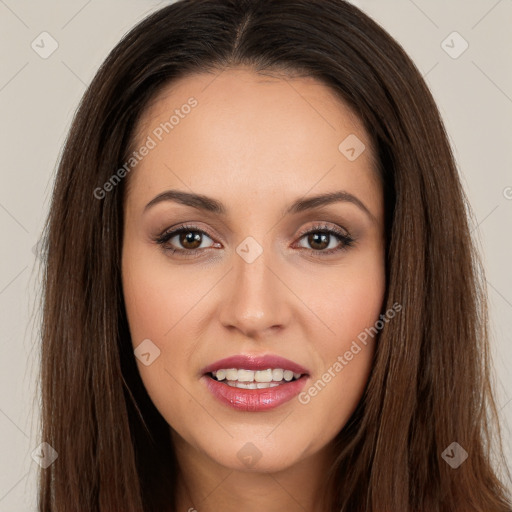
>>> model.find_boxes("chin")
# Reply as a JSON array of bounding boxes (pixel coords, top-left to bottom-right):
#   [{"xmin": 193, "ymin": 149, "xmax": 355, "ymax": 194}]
[{"xmin": 198, "ymin": 433, "xmax": 308, "ymax": 472}]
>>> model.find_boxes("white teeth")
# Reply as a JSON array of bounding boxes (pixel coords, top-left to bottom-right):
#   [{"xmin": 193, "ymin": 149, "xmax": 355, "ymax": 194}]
[
  {"xmin": 225, "ymin": 369, "xmax": 238, "ymax": 380},
  {"xmin": 237, "ymin": 369, "xmax": 254, "ymax": 382},
  {"xmin": 255, "ymin": 369, "xmax": 273, "ymax": 382},
  {"xmin": 272, "ymin": 368, "xmax": 284, "ymax": 381},
  {"xmin": 227, "ymin": 381, "xmax": 280, "ymax": 389},
  {"xmin": 211, "ymin": 367, "xmax": 303, "ymax": 384},
  {"xmin": 227, "ymin": 381, "xmax": 257, "ymax": 389},
  {"xmin": 256, "ymin": 382, "xmax": 279, "ymax": 389}
]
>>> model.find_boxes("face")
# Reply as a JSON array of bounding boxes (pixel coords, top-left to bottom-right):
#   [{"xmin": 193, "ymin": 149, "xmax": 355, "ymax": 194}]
[{"xmin": 121, "ymin": 67, "xmax": 385, "ymax": 474}]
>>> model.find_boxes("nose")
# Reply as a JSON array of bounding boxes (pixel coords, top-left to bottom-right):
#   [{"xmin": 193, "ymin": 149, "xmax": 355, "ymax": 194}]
[{"xmin": 218, "ymin": 247, "xmax": 292, "ymax": 339}]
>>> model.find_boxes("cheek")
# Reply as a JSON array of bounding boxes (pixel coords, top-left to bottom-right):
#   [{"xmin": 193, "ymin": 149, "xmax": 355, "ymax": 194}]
[
  {"xmin": 291, "ymin": 251, "xmax": 385, "ymax": 435},
  {"xmin": 294, "ymin": 247, "xmax": 386, "ymax": 356},
  {"xmin": 122, "ymin": 244, "xmax": 205, "ymax": 344},
  {"xmin": 121, "ymin": 242, "xmax": 203, "ymax": 418}
]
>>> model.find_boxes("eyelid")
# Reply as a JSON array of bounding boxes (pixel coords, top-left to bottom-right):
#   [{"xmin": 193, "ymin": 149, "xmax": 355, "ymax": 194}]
[{"xmin": 295, "ymin": 222, "xmax": 350, "ymax": 238}]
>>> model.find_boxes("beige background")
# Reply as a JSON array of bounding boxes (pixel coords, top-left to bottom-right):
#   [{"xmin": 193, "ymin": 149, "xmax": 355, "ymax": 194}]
[{"xmin": 0, "ymin": 0, "xmax": 510, "ymax": 509}]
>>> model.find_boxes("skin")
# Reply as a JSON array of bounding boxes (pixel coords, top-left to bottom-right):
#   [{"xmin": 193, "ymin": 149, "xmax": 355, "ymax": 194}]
[{"xmin": 121, "ymin": 67, "xmax": 385, "ymax": 512}]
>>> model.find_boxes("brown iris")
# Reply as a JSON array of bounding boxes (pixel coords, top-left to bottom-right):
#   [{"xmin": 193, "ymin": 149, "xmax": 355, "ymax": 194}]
[
  {"xmin": 179, "ymin": 231, "xmax": 202, "ymax": 250},
  {"xmin": 308, "ymin": 232, "xmax": 330, "ymax": 250}
]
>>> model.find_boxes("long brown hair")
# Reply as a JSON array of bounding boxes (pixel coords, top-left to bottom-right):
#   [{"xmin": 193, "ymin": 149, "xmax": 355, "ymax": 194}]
[{"xmin": 38, "ymin": 0, "xmax": 512, "ymax": 510}]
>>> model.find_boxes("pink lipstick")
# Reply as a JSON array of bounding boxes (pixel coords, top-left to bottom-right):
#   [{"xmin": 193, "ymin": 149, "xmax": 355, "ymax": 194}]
[{"xmin": 201, "ymin": 354, "xmax": 310, "ymax": 412}]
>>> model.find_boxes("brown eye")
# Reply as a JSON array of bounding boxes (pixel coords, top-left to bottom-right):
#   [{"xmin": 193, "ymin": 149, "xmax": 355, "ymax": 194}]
[
  {"xmin": 178, "ymin": 231, "xmax": 203, "ymax": 250},
  {"xmin": 307, "ymin": 232, "xmax": 330, "ymax": 250},
  {"xmin": 155, "ymin": 225, "xmax": 216, "ymax": 255},
  {"xmin": 295, "ymin": 223, "xmax": 355, "ymax": 255}
]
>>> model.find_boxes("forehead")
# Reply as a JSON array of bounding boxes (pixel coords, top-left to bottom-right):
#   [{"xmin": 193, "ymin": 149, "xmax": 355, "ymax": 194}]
[{"xmin": 126, "ymin": 67, "xmax": 381, "ymax": 216}]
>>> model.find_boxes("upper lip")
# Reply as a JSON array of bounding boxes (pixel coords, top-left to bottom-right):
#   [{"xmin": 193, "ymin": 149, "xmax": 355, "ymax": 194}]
[{"xmin": 201, "ymin": 354, "xmax": 310, "ymax": 376}]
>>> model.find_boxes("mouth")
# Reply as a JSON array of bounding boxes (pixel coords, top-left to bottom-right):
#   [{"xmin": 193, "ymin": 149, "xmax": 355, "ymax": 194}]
[
  {"xmin": 201, "ymin": 354, "xmax": 310, "ymax": 411},
  {"xmin": 207, "ymin": 368, "xmax": 304, "ymax": 389}
]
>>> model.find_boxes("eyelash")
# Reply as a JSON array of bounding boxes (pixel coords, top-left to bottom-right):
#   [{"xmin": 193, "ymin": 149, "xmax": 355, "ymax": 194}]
[{"xmin": 154, "ymin": 222, "xmax": 355, "ymax": 259}]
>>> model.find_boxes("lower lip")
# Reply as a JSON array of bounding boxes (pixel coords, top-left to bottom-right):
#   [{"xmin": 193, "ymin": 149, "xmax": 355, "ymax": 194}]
[{"xmin": 203, "ymin": 375, "xmax": 308, "ymax": 412}]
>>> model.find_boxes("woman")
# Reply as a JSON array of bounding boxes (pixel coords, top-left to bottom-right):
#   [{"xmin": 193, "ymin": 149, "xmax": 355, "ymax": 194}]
[{"xmin": 38, "ymin": 0, "xmax": 512, "ymax": 510}]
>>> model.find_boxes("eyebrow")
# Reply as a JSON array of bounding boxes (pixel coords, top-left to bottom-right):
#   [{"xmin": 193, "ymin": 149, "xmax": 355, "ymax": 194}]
[{"xmin": 144, "ymin": 189, "xmax": 376, "ymax": 223}]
